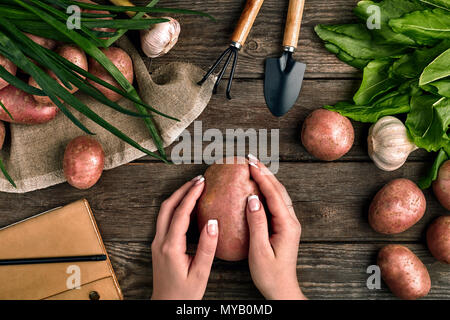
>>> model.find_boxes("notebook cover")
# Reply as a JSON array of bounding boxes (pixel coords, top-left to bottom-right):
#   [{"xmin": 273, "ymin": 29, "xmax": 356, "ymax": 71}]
[{"xmin": 0, "ymin": 199, "xmax": 123, "ymax": 300}]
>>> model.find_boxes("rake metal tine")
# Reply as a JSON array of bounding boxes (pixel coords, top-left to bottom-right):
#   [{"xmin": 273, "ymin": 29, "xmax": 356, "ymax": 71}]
[
  {"xmin": 213, "ymin": 49, "xmax": 234, "ymax": 94},
  {"xmin": 226, "ymin": 49, "xmax": 238, "ymax": 100},
  {"xmin": 197, "ymin": 47, "xmax": 232, "ymax": 86}
]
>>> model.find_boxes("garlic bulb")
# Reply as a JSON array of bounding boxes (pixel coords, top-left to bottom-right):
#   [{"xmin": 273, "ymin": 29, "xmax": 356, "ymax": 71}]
[
  {"xmin": 368, "ymin": 116, "xmax": 418, "ymax": 171},
  {"xmin": 140, "ymin": 17, "xmax": 180, "ymax": 58}
]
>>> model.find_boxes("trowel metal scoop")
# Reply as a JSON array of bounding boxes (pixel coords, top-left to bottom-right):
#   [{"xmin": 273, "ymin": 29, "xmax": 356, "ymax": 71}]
[{"xmin": 264, "ymin": 0, "xmax": 306, "ymax": 117}]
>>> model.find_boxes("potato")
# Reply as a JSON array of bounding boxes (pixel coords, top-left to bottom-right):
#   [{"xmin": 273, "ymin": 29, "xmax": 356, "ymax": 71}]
[
  {"xmin": 63, "ymin": 136, "xmax": 105, "ymax": 190},
  {"xmin": 197, "ymin": 157, "xmax": 261, "ymax": 261},
  {"xmin": 79, "ymin": 0, "xmax": 115, "ymax": 38},
  {"xmin": 301, "ymin": 109, "xmax": 354, "ymax": 161},
  {"xmin": 0, "ymin": 121, "xmax": 5, "ymax": 150},
  {"xmin": 378, "ymin": 245, "xmax": 431, "ymax": 300},
  {"xmin": 427, "ymin": 216, "xmax": 450, "ymax": 264},
  {"xmin": 29, "ymin": 45, "xmax": 88, "ymax": 105},
  {"xmin": 0, "ymin": 54, "xmax": 17, "ymax": 90},
  {"xmin": 24, "ymin": 33, "xmax": 56, "ymax": 51},
  {"xmin": 432, "ymin": 160, "xmax": 450, "ymax": 210},
  {"xmin": 0, "ymin": 86, "xmax": 58, "ymax": 124},
  {"xmin": 88, "ymin": 47, "xmax": 133, "ymax": 102},
  {"xmin": 369, "ymin": 178, "xmax": 426, "ymax": 234}
]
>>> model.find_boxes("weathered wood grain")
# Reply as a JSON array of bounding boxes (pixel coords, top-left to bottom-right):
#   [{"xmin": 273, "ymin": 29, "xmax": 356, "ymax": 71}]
[
  {"xmin": 138, "ymin": 79, "xmax": 430, "ymax": 162},
  {"xmin": 132, "ymin": 0, "xmax": 362, "ymax": 79},
  {"xmin": 106, "ymin": 241, "xmax": 450, "ymax": 300},
  {"xmin": 0, "ymin": 162, "xmax": 446, "ymax": 242}
]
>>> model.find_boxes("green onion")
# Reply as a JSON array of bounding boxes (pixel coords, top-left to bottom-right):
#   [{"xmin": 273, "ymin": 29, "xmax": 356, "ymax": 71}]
[{"xmin": 0, "ymin": 158, "xmax": 16, "ymax": 188}]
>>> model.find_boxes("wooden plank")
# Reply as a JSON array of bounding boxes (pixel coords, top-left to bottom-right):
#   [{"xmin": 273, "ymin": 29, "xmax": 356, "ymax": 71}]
[
  {"xmin": 0, "ymin": 162, "xmax": 446, "ymax": 242},
  {"xmin": 131, "ymin": 0, "xmax": 362, "ymax": 79},
  {"xmin": 140, "ymin": 79, "xmax": 430, "ymax": 162},
  {"xmin": 106, "ymin": 241, "xmax": 450, "ymax": 300}
]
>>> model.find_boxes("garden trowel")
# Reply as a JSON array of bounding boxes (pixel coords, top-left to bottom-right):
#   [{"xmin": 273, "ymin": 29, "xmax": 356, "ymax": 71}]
[{"xmin": 264, "ymin": 0, "xmax": 306, "ymax": 117}]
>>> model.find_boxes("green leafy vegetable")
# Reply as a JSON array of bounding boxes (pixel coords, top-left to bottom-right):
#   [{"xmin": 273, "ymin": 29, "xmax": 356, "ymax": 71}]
[
  {"xmin": 420, "ymin": 47, "xmax": 450, "ymax": 85},
  {"xmin": 315, "ymin": 0, "xmax": 450, "ymax": 188},
  {"xmin": 354, "ymin": 0, "xmax": 424, "ymax": 45},
  {"xmin": 315, "ymin": 24, "xmax": 407, "ymax": 62},
  {"xmin": 325, "ymin": 92, "xmax": 411, "ymax": 123},
  {"xmin": 418, "ymin": 149, "xmax": 449, "ymax": 189},
  {"xmin": 353, "ymin": 59, "xmax": 398, "ymax": 105},
  {"xmin": 405, "ymin": 95, "xmax": 450, "ymax": 153},
  {"xmin": 419, "ymin": 0, "xmax": 450, "ymax": 11},
  {"xmin": 389, "ymin": 8, "xmax": 450, "ymax": 45}
]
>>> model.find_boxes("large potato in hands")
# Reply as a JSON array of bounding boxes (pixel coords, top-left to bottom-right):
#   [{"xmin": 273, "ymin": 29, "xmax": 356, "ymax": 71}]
[
  {"xmin": 0, "ymin": 54, "xmax": 17, "ymax": 90},
  {"xmin": 301, "ymin": 109, "xmax": 354, "ymax": 161},
  {"xmin": 197, "ymin": 157, "xmax": 261, "ymax": 261},
  {"xmin": 0, "ymin": 86, "xmax": 58, "ymax": 124},
  {"xmin": 427, "ymin": 216, "xmax": 450, "ymax": 264},
  {"xmin": 369, "ymin": 178, "xmax": 426, "ymax": 234},
  {"xmin": 378, "ymin": 245, "xmax": 431, "ymax": 300},
  {"xmin": 432, "ymin": 160, "xmax": 450, "ymax": 210},
  {"xmin": 88, "ymin": 47, "xmax": 133, "ymax": 102},
  {"xmin": 63, "ymin": 136, "xmax": 105, "ymax": 190}
]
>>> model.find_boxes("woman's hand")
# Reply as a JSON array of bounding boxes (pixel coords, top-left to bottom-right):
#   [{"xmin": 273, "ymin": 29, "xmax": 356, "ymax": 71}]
[
  {"xmin": 151, "ymin": 175, "xmax": 218, "ymax": 300},
  {"xmin": 246, "ymin": 155, "xmax": 307, "ymax": 300}
]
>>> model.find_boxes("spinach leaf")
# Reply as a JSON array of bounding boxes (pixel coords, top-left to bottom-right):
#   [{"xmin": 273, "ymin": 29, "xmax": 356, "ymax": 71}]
[
  {"xmin": 419, "ymin": 0, "xmax": 450, "ymax": 11},
  {"xmin": 420, "ymin": 47, "xmax": 450, "ymax": 85},
  {"xmin": 418, "ymin": 148, "xmax": 449, "ymax": 189},
  {"xmin": 391, "ymin": 40, "xmax": 450, "ymax": 79},
  {"xmin": 422, "ymin": 78, "xmax": 450, "ymax": 97},
  {"xmin": 354, "ymin": 59, "xmax": 399, "ymax": 105},
  {"xmin": 389, "ymin": 8, "xmax": 450, "ymax": 45},
  {"xmin": 406, "ymin": 95, "xmax": 450, "ymax": 152},
  {"xmin": 325, "ymin": 92, "xmax": 411, "ymax": 123},
  {"xmin": 324, "ymin": 43, "xmax": 370, "ymax": 69},
  {"xmin": 354, "ymin": 0, "xmax": 425, "ymax": 45},
  {"xmin": 315, "ymin": 24, "xmax": 407, "ymax": 60}
]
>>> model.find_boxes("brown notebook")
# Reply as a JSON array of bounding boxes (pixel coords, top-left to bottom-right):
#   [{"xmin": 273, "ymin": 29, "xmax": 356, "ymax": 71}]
[{"xmin": 0, "ymin": 199, "xmax": 123, "ymax": 300}]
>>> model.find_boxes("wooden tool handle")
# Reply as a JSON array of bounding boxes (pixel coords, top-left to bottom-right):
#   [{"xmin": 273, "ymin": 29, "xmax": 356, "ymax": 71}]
[
  {"xmin": 283, "ymin": 0, "xmax": 306, "ymax": 49},
  {"xmin": 230, "ymin": 0, "xmax": 264, "ymax": 46}
]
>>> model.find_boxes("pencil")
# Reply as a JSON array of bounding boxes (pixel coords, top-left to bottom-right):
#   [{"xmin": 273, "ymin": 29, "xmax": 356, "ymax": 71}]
[{"xmin": 0, "ymin": 254, "xmax": 107, "ymax": 266}]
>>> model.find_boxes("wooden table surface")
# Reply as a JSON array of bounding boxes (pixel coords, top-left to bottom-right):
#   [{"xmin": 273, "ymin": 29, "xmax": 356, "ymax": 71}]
[{"xmin": 1, "ymin": 0, "xmax": 449, "ymax": 299}]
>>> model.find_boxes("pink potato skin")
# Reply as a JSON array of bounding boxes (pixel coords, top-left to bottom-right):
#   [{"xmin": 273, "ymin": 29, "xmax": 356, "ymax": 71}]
[
  {"xmin": 197, "ymin": 157, "xmax": 261, "ymax": 261},
  {"xmin": 369, "ymin": 178, "xmax": 426, "ymax": 234},
  {"xmin": 301, "ymin": 109, "xmax": 354, "ymax": 161},
  {"xmin": 432, "ymin": 160, "xmax": 450, "ymax": 210},
  {"xmin": 24, "ymin": 33, "xmax": 56, "ymax": 50},
  {"xmin": 0, "ymin": 86, "xmax": 58, "ymax": 124},
  {"xmin": 29, "ymin": 45, "xmax": 88, "ymax": 105},
  {"xmin": 63, "ymin": 136, "xmax": 105, "ymax": 190},
  {"xmin": 378, "ymin": 245, "xmax": 431, "ymax": 300},
  {"xmin": 0, "ymin": 121, "xmax": 5, "ymax": 150},
  {"xmin": 88, "ymin": 47, "xmax": 134, "ymax": 102},
  {"xmin": 0, "ymin": 54, "xmax": 17, "ymax": 90},
  {"xmin": 427, "ymin": 216, "xmax": 450, "ymax": 264}
]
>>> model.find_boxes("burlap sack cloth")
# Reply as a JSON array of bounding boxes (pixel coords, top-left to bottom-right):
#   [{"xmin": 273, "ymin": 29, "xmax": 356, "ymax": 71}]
[{"xmin": 0, "ymin": 37, "xmax": 214, "ymax": 193}]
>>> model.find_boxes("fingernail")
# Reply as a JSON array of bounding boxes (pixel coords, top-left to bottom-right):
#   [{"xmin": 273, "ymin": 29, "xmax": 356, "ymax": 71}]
[
  {"xmin": 195, "ymin": 176, "xmax": 205, "ymax": 185},
  {"xmin": 248, "ymin": 153, "xmax": 259, "ymax": 164},
  {"xmin": 207, "ymin": 219, "xmax": 218, "ymax": 236},
  {"xmin": 192, "ymin": 175, "xmax": 203, "ymax": 182},
  {"xmin": 249, "ymin": 162, "xmax": 259, "ymax": 169},
  {"xmin": 247, "ymin": 195, "xmax": 260, "ymax": 212}
]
